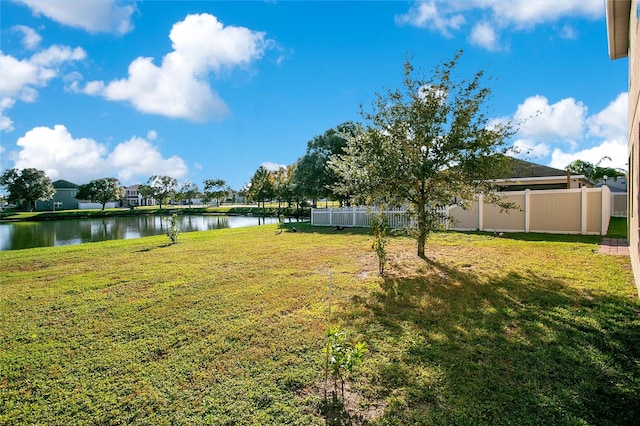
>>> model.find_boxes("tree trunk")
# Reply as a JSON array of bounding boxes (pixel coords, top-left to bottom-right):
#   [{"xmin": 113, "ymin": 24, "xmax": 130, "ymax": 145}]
[
  {"xmin": 417, "ymin": 231, "xmax": 426, "ymax": 258},
  {"xmin": 417, "ymin": 210, "xmax": 427, "ymax": 258}
]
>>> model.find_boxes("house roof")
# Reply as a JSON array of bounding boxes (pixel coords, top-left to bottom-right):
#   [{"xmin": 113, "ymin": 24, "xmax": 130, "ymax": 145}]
[
  {"xmin": 503, "ymin": 157, "xmax": 571, "ymax": 179},
  {"xmin": 606, "ymin": 0, "xmax": 631, "ymax": 60},
  {"xmin": 52, "ymin": 179, "xmax": 79, "ymax": 189}
]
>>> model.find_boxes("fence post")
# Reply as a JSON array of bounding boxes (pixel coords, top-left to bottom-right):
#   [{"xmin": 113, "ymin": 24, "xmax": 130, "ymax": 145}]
[
  {"xmin": 353, "ymin": 207, "xmax": 356, "ymax": 227},
  {"xmin": 311, "ymin": 208, "xmax": 314, "ymax": 226},
  {"xmin": 329, "ymin": 208, "xmax": 332, "ymax": 226},
  {"xmin": 581, "ymin": 187, "xmax": 587, "ymax": 235},
  {"xmin": 601, "ymin": 186, "xmax": 611, "ymax": 235},
  {"xmin": 478, "ymin": 194, "xmax": 484, "ymax": 231},
  {"xmin": 524, "ymin": 189, "xmax": 530, "ymax": 233}
]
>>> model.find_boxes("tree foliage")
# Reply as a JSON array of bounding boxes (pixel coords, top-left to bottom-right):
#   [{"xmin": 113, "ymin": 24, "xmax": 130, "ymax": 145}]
[
  {"xmin": 0, "ymin": 168, "xmax": 55, "ymax": 211},
  {"xmin": 246, "ymin": 166, "xmax": 274, "ymax": 208},
  {"xmin": 138, "ymin": 175, "xmax": 178, "ymax": 209},
  {"xmin": 566, "ymin": 157, "xmax": 626, "ymax": 182},
  {"xmin": 76, "ymin": 178, "xmax": 123, "ymax": 211},
  {"xmin": 176, "ymin": 181, "xmax": 200, "ymax": 207},
  {"xmin": 330, "ymin": 52, "xmax": 515, "ymax": 257},
  {"xmin": 203, "ymin": 179, "xmax": 227, "ymax": 206},
  {"xmin": 294, "ymin": 122, "xmax": 360, "ymax": 206}
]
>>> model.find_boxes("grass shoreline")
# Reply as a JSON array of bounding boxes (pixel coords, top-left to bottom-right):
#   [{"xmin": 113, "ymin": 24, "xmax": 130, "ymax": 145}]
[
  {"xmin": 1, "ymin": 223, "xmax": 638, "ymax": 424},
  {"xmin": 0, "ymin": 205, "xmax": 312, "ymax": 223}
]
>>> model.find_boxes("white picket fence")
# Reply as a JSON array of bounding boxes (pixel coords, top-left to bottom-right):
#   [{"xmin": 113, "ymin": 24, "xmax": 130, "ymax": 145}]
[
  {"xmin": 312, "ymin": 187, "xmax": 619, "ymax": 236},
  {"xmin": 311, "ymin": 207, "xmax": 416, "ymax": 228}
]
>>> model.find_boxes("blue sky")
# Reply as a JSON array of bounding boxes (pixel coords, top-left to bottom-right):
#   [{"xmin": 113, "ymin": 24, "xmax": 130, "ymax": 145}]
[{"xmin": 0, "ymin": 0, "xmax": 630, "ymax": 190}]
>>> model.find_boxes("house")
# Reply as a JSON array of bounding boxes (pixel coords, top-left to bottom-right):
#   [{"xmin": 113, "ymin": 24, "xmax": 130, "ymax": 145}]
[
  {"xmin": 35, "ymin": 179, "xmax": 81, "ymax": 211},
  {"xmin": 493, "ymin": 157, "xmax": 591, "ymax": 191},
  {"xmin": 605, "ymin": 0, "xmax": 639, "ymax": 294},
  {"xmin": 123, "ymin": 184, "xmax": 156, "ymax": 207}
]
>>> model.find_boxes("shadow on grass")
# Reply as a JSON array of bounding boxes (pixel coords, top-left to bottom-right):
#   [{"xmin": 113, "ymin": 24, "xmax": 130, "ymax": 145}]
[
  {"xmin": 351, "ymin": 258, "xmax": 640, "ymax": 424},
  {"xmin": 282, "ymin": 223, "xmax": 371, "ymax": 236},
  {"xmin": 135, "ymin": 243, "xmax": 174, "ymax": 252}
]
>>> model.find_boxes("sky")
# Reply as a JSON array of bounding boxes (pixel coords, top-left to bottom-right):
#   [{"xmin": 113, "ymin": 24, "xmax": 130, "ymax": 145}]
[{"xmin": 0, "ymin": 0, "xmax": 631, "ymax": 191}]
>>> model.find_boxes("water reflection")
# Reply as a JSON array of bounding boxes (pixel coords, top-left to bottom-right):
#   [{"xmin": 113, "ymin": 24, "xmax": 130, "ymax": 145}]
[{"xmin": 0, "ymin": 215, "xmax": 280, "ymax": 251}]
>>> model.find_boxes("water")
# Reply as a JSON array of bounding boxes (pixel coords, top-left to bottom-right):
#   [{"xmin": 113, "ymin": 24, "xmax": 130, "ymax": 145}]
[{"xmin": 0, "ymin": 215, "xmax": 280, "ymax": 251}]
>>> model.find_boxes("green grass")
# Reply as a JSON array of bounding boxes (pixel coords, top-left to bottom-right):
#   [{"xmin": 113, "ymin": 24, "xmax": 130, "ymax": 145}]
[
  {"xmin": 1, "ymin": 224, "xmax": 638, "ymax": 425},
  {"xmin": 607, "ymin": 217, "xmax": 628, "ymax": 238}
]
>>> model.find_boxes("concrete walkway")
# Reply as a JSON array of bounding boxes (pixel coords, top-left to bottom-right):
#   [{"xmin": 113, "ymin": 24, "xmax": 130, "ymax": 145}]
[{"xmin": 599, "ymin": 238, "xmax": 630, "ymax": 256}]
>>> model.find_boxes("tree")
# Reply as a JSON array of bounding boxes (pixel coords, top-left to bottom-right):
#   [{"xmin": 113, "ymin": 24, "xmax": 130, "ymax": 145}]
[
  {"xmin": 294, "ymin": 122, "xmax": 360, "ymax": 207},
  {"xmin": 177, "ymin": 181, "xmax": 200, "ymax": 208},
  {"xmin": 271, "ymin": 166, "xmax": 298, "ymax": 209},
  {"xmin": 76, "ymin": 178, "xmax": 123, "ymax": 211},
  {"xmin": 0, "ymin": 168, "xmax": 55, "ymax": 211},
  {"xmin": 566, "ymin": 157, "xmax": 626, "ymax": 182},
  {"xmin": 203, "ymin": 179, "xmax": 228, "ymax": 206},
  {"xmin": 138, "ymin": 175, "xmax": 178, "ymax": 209},
  {"xmin": 246, "ymin": 166, "xmax": 274, "ymax": 209},
  {"xmin": 330, "ymin": 52, "xmax": 514, "ymax": 258}
]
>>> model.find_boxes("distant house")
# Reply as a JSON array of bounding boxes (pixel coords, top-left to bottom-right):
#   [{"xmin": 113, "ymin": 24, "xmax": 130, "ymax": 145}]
[
  {"xmin": 595, "ymin": 176, "xmax": 628, "ymax": 193},
  {"xmin": 123, "ymin": 185, "xmax": 156, "ymax": 207},
  {"xmin": 492, "ymin": 158, "xmax": 591, "ymax": 191},
  {"xmin": 35, "ymin": 179, "xmax": 81, "ymax": 211}
]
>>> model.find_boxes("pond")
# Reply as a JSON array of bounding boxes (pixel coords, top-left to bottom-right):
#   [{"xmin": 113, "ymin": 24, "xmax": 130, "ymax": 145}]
[{"xmin": 0, "ymin": 215, "xmax": 281, "ymax": 251}]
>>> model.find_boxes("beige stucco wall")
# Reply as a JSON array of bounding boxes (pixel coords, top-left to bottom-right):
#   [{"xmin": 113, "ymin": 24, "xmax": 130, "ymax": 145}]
[
  {"xmin": 586, "ymin": 191, "xmax": 603, "ymax": 234},
  {"xmin": 612, "ymin": 193, "xmax": 628, "ymax": 216},
  {"xmin": 482, "ymin": 194, "xmax": 525, "ymax": 231},
  {"xmin": 629, "ymin": 0, "xmax": 640, "ymax": 295},
  {"xmin": 449, "ymin": 203, "xmax": 479, "ymax": 230},
  {"xmin": 529, "ymin": 191, "xmax": 581, "ymax": 233}
]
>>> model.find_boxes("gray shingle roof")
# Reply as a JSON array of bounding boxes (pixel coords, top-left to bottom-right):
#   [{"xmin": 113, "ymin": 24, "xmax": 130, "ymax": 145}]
[{"xmin": 52, "ymin": 179, "xmax": 79, "ymax": 189}]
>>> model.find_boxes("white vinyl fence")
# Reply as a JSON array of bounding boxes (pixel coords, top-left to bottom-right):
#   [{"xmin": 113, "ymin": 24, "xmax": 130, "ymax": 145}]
[{"xmin": 312, "ymin": 187, "xmax": 619, "ymax": 236}]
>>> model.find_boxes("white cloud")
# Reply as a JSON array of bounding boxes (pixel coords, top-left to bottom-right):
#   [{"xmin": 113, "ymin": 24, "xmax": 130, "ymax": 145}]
[
  {"xmin": 395, "ymin": 1, "xmax": 465, "ymax": 37},
  {"xmin": 469, "ymin": 22, "xmax": 500, "ymax": 51},
  {"xmin": 489, "ymin": 0, "xmax": 602, "ymax": 29},
  {"xmin": 514, "ymin": 95, "xmax": 587, "ymax": 141},
  {"xmin": 0, "ymin": 98, "xmax": 16, "ymax": 132},
  {"xmin": 7, "ymin": 125, "xmax": 188, "ymax": 185},
  {"xmin": 261, "ymin": 162, "xmax": 287, "ymax": 172},
  {"xmin": 0, "ymin": 47, "xmax": 86, "ymax": 99},
  {"xmin": 587, "ymin": 92, "xmax": 628, "ymax": 140},
  {"xmin": 549, "ymin": 139, "xmax": 628, "ymax": 171},
  {"xmin": 512, "ymin": 139, "xmax": 550, "ymax": 158},
  {"xmin": 508, "ymin": 92, "xmax": 629, "ymax": 173},
  {"xmin": 107, "ymin": 137, "xmax": 188, "ymax": 182},
  {"xmin": 12, "ymin": 25, "xmax": 42, "ymax": 50},
  {"xmin": 17, "ymin": 0, "xmax": 135, "ymax": 35},
  {"xmin": 146, "ymin": 130, "xmax": 158, "ymax": 141},
  {"xmin": 396, "ymin": 0, "xmax": 604, "ymax": 51},
  {"xmin": 83, "ymin": 13, "xmax": 272, "ymax": 121},
  {"xmin": 0, "ymin": 44, "xmax": 85, "ymax": 132}
]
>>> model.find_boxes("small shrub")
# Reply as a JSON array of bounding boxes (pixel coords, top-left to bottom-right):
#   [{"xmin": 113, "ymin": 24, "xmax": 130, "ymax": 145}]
[
  {"xmin": 371, "ymin": 212, "xmax": 388, "ymax": 275},
  {"xmin": 166, "ymin": 213, "xmax": 179, "ymax": 244},
  {"xmin": 323, "ymin": 325, "xmax": 367, "ymax": 400}
]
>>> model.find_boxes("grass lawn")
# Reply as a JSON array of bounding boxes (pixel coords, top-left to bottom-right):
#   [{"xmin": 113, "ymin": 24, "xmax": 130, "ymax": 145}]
[{"xmin": 1, "ymin": 223, "xmax": 638, "ymax": 425}]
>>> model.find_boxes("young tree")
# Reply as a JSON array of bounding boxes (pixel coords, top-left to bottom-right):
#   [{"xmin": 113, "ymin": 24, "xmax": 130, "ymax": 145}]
[
  {"xmin": 203, "ymin": 179, "xmax": 227, "ymax": 206},
  {"xmin": 0, "ymin": 168, "xmax": 55, "ymax": 211},
  {"xmin": 330, "ymin": 52, "xmax": 514, "ymax": 258},
  {"xmin": 138, "ymin": 175, "xmax": 178, "ymax": 209},
  {"xmin": 76, "ymin": 178, "xmax": 123, "ymax": 211}
]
